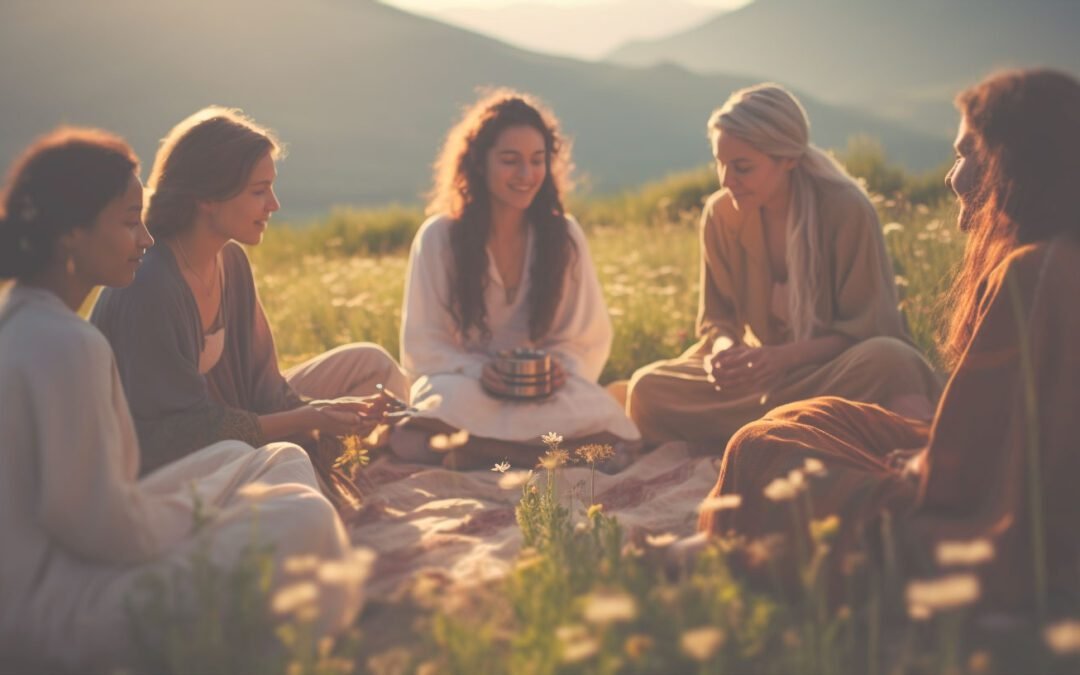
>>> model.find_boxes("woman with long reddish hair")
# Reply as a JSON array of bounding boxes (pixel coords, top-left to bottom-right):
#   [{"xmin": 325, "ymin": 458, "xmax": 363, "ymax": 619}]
[
  {"xmin": 393, "ymin": 89, "xmax": 639, "ymax": 467},
  {"xmin": 700, "ymin": 68, "xmax": 1080, "ymax": 611}
]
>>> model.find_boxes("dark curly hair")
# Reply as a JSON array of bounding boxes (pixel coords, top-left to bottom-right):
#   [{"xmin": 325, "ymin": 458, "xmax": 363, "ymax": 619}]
[
  {"xmin": 427, "ymin": 89, "xmax": 576, "ymax": 341},
  {"xmin": 0, "ymin": 127, "xmax": 139, "ymax": 281}
]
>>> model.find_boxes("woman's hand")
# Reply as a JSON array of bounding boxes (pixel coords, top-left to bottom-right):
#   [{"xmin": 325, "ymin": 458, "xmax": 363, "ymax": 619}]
[
  {"xmin": 549, "ymin": 357, "xmax": 567, "ymax": 392},
  {"xmin": 705, "ymin": 344, "xmax": 794, "ymax": 392},
  {"xmin": 307, "ymin": 395, "xmax": 392, "ymax": 436},
  {"xmin": 481, "ymin": 361, "xmax": 512, "ymax": 396}
]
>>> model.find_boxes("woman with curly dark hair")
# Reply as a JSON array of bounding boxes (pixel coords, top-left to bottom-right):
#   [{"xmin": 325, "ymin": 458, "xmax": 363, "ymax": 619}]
[
  {"xmin": 393, "ymin": 89, "xmax": 639, "ymax": 468},
  {"xmin": 700, "ymin": 69, "xmax": 1080, "ymax": 612}
]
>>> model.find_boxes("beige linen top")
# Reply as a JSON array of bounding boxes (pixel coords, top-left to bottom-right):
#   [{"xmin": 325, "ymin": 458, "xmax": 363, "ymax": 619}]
[{"xmin": 695, "ymin": 182, "xmax": 911, "ymax": 351}]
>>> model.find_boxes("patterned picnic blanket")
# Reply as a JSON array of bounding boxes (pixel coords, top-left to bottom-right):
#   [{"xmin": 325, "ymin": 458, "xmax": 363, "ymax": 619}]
[{"xmin": 348, "ymin": 442, "xmax": 721, "ymax": 600}]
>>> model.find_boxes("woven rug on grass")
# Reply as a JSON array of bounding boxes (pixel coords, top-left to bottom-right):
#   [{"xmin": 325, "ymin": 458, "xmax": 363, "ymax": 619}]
[{"xmin": 348, "ymin": 441, "xmax": 721, "ymax": 600}]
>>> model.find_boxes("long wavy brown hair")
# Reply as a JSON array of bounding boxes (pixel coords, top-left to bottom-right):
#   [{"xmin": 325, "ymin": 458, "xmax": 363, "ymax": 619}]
[
  {"xmin": 941, "ymin": 69, "xmax": 1080, "ymax": 367},
  {"xmin": 427, "ymin": 89, "xmax": 575, "ymax": 341}
]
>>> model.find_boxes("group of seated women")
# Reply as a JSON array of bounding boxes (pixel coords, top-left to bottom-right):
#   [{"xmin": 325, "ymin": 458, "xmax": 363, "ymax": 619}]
[{"xmin": 1, "ymin": 67, "xmax": 1076, "ymax": 668}]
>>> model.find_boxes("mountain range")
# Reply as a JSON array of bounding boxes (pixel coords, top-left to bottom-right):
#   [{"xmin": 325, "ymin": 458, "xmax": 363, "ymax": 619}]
[
  {"xmin": 424, "ymin": 0, "xmax": 726, "ymax": 60},
  {"xmin": 608, "ymin": 0, "xmax": 1080, "ymax": 137},
  {"xmin": 2, "ymin": 0, "xmax": 948, "ymax": 218}
]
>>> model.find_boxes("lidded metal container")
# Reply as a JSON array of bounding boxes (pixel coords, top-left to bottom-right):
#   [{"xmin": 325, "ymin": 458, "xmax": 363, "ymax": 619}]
[{"xmin": 488, "ymin": 348, "xmax": 554, "ymax": 399}]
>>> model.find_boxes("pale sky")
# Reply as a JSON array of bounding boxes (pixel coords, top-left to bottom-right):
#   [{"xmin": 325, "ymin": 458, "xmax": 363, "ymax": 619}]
[{"xmin": 380, "ymin": 0, "xmax": 754, "ymax": 59}]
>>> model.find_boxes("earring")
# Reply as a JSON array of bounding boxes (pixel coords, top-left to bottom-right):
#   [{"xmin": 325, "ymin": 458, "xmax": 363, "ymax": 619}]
[{"xmin": 66, "ymin": 255, "xmax": 76, "ymax": 277}]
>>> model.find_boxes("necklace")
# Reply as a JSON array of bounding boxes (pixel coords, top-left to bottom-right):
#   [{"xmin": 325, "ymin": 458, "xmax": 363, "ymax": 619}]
[{"xmin": 175, "ymin": 240, "xmax": 219, "ymax": 299}]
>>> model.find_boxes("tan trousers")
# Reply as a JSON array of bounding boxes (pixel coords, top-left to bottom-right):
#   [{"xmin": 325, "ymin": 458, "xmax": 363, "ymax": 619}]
[
  {"xmin": 627, "ymin": 336, "xmax": 942, "ymax": 450},
  {"xmin": 284, "ymin": 342, "xmax": 410, "ymax": 404}
]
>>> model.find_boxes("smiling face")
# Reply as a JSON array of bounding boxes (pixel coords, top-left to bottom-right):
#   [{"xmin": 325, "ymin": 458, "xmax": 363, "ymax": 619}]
[
  {"xmin": 712, "ymin": 129, "xmax": 796, "ymax": 213},
  {"xmin": 201, "ymin": 151, "xmax": 280, "ymax": 245},
  {"xmin": 944, "ymin": 115, "xmax": 982, "ymax": 231},
  {"xmin": 484, "ymin": 124, "xmax": 547, "ymax": 215},
  {"xmin": 65, "ymin": 172, "xmax": 154, "ymax": 287}
]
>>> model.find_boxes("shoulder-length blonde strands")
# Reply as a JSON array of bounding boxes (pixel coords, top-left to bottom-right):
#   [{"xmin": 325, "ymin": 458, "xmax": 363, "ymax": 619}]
[
  {"xmin": 708, "ymin": 83, "xmax": 868, "ymax": 342},
  {"xmin": 427, "ymin": 88, "xmax": 575, "ymax": 341},
  {"xmin": 941, "ymin": 69, "xmax": 1080, "ymax": 367},
  {"xmin": 145, "ymin": 106, "xmax": 283, "ymax": 238}
]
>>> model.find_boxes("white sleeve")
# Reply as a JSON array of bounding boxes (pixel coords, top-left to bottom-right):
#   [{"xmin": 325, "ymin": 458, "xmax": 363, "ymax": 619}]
[
  {"xmin": 400, "ymin": 216, "xmax": 488, "ymax": 380},
  {"xmin": 30, "ymin": 325, "xmax": 192, "ymax": 564},
  {"xmin": 537, "ymin": 216, "xmax": 612, "ymax": 383}
]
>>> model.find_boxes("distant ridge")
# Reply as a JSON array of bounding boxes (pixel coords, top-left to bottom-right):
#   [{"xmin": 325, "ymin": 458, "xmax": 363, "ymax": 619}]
[
  {"xmin": 2, "ymin": 0, "xmax": 946, "ymax": 218},
  {"xmin": 608, "ymin": 0, "xmax": 1080, "ymax": 137},
  {"xmin": 426, "ymin": 0, "xmax": 723, "ymax": 60}
]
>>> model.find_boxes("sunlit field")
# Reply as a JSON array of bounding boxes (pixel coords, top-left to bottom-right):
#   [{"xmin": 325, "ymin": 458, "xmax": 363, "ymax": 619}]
[
  {"xmin": 254, "ymin": 140, "xmax": 960, "ymax": 379},
  {"xmin": 131, "ymin": 145, "xmax": 1080, "ymax": 674}
]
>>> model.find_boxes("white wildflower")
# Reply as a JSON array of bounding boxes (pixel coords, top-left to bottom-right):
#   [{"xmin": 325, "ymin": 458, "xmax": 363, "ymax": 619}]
[
  {"xmin": 698, "ymin": 494, "xmax": 743, "ymax": 513},
  {"xmin": 317, "ymin": 558, "xmax": 370, "ymax": 585},
  {"xmin": 645, "ymin": 532, "xmax": 679, "ymax": 548},
  {"xmin": 429, "ymin": 429, "xmax": 470, "ymax": 451},
  {"xmin": 803, "ymin": 458, "xmax": 826, "ymax": 476},
  {"xmin": 1044, "ymin": 620, "xmax": 1080, "ymax": 655},
  {"xmin": 882, "ymin": 222, "xmax": 905, "ymax": 236},
  {"xmin": 271, "ymin": 581, "xmax": 319, "ymax": 615},
  {"xmin": 786, "ymin": 469, "xmax": 806, "ymax": 490},
  {"xmin": 556, "ymin": 623, "xmax": 599, "ymax": 663},
  {"xmin": 907, "ymin": 602, "xmax": 933, "ymax": 621},
  {"xmin": 583, "ymin": 590, "xmax": 638, "ymax": 624},
  {"xmin": 283, "ymin": 554, "xmax": 321, "ymax": 574},
  {"xmin": 541, "ymin": 432, "xmax": 564, "ymax": 448},
  {"xmin": 763, "ymin": 477, "xmax": 798, "ymax": 502},
  {"xmin": 935, "ymin": 538, "xmax": 995, "ymax": 567},
  {"xmin": 561, "ymin": 636, "xmax": 599, "ymax": 663},
  {"xmin": 680, "ymin": 626, "xmax": 726, "ymax": 662},
  {"xmin": 491, "ymin": 461, "xmax": 511, "ymax": 473},
  {"xmin": 905, "ymin": 574, "xmax": 981, "ymax": 615}
]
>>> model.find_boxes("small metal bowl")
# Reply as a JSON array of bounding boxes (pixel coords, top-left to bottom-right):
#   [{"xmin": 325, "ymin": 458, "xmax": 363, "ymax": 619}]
[
  {"xmin": 493, "ymin": 347, "xmax": 551, "ymax": 377},
  {"xmin": 485, "ymin": 349, "xmax": 555, "ymax": 399}
]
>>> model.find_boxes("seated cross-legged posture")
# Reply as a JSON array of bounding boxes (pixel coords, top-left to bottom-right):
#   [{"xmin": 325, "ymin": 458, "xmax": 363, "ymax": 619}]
[
  {"xmin": 700, "ymin": 69, "xmax": 1080, "ymax": 612},
  {"xmin": 627, "ymin": 84, "xmax": 942, "ymax": 451},
  {"xmin": 91, "ymin": 108, "xmax": 408, "ymax": 512},
  {"xmin": 392, "ymin": 90, "xmax": 639, "ymax": 469},
  {"xmin": 0, "ymin": 128, "xmax": 362, "ymax": 670}
]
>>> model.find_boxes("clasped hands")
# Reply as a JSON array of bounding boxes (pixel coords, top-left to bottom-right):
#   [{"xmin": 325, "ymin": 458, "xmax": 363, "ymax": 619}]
[{"xmin": 704, "ymin": 339, "xmax": 793, "ymax": 393}]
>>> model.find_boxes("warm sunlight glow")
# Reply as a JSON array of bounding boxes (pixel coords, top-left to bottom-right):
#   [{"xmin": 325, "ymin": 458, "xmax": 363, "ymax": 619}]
[{"xmin": 380, "ymin": 0, "xmax": 755, "ymax": 60}]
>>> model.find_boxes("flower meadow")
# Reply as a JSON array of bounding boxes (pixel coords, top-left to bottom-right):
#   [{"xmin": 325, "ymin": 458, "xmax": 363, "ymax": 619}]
[{"xmin": 124, "ymin": 147, "xmax": 1080, "ymax": 674}]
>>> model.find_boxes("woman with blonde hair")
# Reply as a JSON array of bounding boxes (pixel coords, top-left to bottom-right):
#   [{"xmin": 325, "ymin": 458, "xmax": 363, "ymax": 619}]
[
  {"xmin": 393, "ymin": 89, "xmax": 639, "ymax": 468},
  {"xmin": 0, "ymin": 128, "xmax": 361, "ymax": 669},
  {"xmin": 701, "ymin": 69, "xmax": 1080, "ymax": 611},
  {"xmin": 627, "ymin": 83, "xmax": 941, "ymax": 449},
  {"xmin": 92, "ymin": 107, "xmax": 408, "ymax": 512}
]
